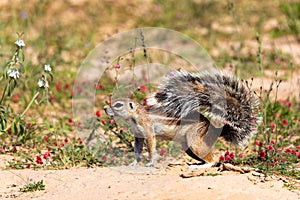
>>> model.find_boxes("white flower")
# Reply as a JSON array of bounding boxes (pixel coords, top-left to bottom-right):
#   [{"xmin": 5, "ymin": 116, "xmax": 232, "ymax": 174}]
[
  {"xmin": 38, "ymin": 79, "xmax": 49, "ymax": 88},
  {"xmin": 44, "ymin": 80, "xmax": 49, "ymax": 88},
  {"xmin": 7, "ymin": 68, "xmax": 20, "ymax": 79},
  {"xmin": 15, "ymin": 39, "xmax": 25, "ymax": 47},
  {"xmin": 44, "ymin": 64, "xmax": 51, "ymax": 72},
  {"xmin": 38, "ymin": 79, "xmax": 44, "ymax": 88}
]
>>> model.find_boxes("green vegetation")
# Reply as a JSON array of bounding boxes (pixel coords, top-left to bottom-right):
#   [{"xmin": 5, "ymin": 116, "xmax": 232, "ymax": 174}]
[
  {"xmin": 0, "ymin": 0, "xmax": 299, "ymax": 183},
  {"xmin": 19, "ymin": 180, "xmax": 45, "ymax": 193}
]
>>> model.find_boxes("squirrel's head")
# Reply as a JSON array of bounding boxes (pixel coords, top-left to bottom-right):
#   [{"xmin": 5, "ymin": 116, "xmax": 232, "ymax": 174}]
[{"xmin": 104, "ymin": 98, "xmax": 137, "ymax": 119}]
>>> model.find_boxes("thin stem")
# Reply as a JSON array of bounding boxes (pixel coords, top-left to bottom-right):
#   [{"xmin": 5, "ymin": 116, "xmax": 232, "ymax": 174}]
[
  {"xmin": 21, "ymin": 91, "xmax": 40, "ymax": 117},
  {"xmin": 3, "ymin": 92, "xmax": 40, "ymax": 132},
  {"xmin": 0, "ymin": 82, "xmax": 8, "ymax": 105}
]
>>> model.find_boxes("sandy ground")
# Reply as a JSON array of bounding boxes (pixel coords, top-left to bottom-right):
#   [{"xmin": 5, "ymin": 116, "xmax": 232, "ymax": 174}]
[{"xmin": 0, "ymin": 158, "xmax": 299, "ymax": 200}]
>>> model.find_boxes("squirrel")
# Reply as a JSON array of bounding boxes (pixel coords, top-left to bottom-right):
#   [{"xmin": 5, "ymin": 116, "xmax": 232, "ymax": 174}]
[{"xmin": 104, "ymin": 69, "xmax": 260, "ymax": 167}]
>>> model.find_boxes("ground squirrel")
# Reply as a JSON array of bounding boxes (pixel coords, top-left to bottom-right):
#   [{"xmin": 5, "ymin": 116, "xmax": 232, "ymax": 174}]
[{"xmin": 104, "ymin": 69, "xmax": 260, "ymax": 167}]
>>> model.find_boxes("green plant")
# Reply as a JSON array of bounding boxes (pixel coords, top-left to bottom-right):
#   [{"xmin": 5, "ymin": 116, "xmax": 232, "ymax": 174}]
[
  {"xmin": 0, "ymin": 33, "xmax": 52, "ymax": 144},
  {"xmin": 19, "ymin": 180, "xmax": 45, "ymax": 193},
  {"xmin": 218, "ymin": 34, "xmax": 299, "ymax": 179},
  {"xmin": 271, "ymin": 2, "xmax": 300, "ymax": 39}
]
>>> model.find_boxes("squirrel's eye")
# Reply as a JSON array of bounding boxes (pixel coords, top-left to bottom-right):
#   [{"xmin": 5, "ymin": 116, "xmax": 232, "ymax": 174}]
[
  {"xmin": 129, "ymin": 102, "xmax": 135, "ymax": 110},
  {"xmin": 113, "ymin": 102, "xmax": 123, "ymax": 108}
]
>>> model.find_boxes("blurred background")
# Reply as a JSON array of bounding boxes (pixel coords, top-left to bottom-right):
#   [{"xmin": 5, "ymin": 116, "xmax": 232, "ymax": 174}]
[{"xmin": 0, "ymin": 0, "xmax": 299, "ymax": 170}]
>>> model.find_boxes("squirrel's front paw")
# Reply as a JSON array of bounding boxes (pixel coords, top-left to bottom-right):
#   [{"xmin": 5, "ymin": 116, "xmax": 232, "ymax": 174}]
[
  {"xmin": 145, "ymin": 154, "xmax": 159, "ymax": 167},
  {"xmin": 129, "ymin": 160, "xmax": 138, "ymax": 166},
  {"xmin": 145, "ymin": 161, "xmax": 155, "ymax": 167}
]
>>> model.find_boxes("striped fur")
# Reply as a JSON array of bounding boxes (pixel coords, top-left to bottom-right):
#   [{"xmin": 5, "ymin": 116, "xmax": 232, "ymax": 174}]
[{"xmin": 148, "ymin": 69, "xmax": 260, "ymax": 146}]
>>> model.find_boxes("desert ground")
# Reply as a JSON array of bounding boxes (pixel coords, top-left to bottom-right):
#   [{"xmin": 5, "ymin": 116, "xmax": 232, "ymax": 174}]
[{"xmin": 1, "ymin": 155, "xmax": 299, "ymax": 200}]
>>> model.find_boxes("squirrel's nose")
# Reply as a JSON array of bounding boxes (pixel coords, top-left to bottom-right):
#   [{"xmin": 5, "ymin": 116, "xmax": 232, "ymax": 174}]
[{"xmin": 104, "ymin": 106, "xmax": 114, "ymax": 117}]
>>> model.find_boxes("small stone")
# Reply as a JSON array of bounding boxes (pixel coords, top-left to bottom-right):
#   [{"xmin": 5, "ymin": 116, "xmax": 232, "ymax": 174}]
[
  {"xmin": 241, "ymin": 167, "xmax": 252, "ymax": 173},
  {"xmin": 259, "ymin": 173, "xmax": 266, "ymax": 178},
  {"xmin": 252, "ymin": 171, "xmax": 261, "ymax": 176},
  {"xmin": 264, "ymin": 176, "xmax": 272, "ymax": 181}
]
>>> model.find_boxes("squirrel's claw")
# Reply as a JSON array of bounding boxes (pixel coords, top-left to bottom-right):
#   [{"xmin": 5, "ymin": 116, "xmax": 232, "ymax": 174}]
[
  {"xmin": 145, "ymin": 161, "xmax": 155, "ymax": 167},
  {"xmin": 129, "ymin": 160, "xmax": 138, "ymax": 166}
]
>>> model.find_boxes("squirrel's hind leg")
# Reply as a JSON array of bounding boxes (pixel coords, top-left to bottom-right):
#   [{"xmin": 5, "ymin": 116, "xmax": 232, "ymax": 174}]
[
  {"xmin": 187, "ymin": 152, "xmax": 215, "ymax": 169},
  {"xmin": 184, "ymin": 123, "xmax": 219, "ymax": 168}
]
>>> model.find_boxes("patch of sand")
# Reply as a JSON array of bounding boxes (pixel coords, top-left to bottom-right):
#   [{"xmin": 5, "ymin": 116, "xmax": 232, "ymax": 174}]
[{"xmin": 0, "ymin": 166, "xmax": 298, "ymax": 200}]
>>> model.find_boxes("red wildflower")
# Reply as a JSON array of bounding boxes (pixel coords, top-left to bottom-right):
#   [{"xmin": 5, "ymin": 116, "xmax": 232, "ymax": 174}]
[
  {"xmin": 278, "ymin": 99, "xmax": 286, "ymax": 105},
  {"xmin": 68, "ymin": 119, "xmax": 73, "ymax": 125},
  {"xmin": 139, "ymin": 85, "xmax": 147, "ymax": 93},
  {"xmin": 281, "ymin": 157, "xmax": 286, "ymax": 162},
  {"xmin": 274, "ymin": 158, "xmax": 278, "ymax": 162},
  {"xmin": 267, "ymin": 145, "xmax": 274, "ymax": 150},
  {"xmin": 43, "ymin": 135, "xmax": 49, "ymax": 142},
  {"xmin": 219, "ymin": 155, "xmax": 225, "ymax": 161},
  {"xmin": 259, "ymin": 150, "xmax": 267, "ymax": 159},
  {"xmin": 36, "ymin": 155, "xmax": 43, "ymax": 165},
  {"xmin": 110, "ymin": 155, "xmax": 115, "ymax": 162},
  {"xmin": 78, "ymin": 138, "xmax": 83, "ymax": 144},
  {"xmin": 269, "ymin": 163, "xmax": 275, "ymax": 167},
  {"xmin": 276, "ymin": 148, "xmax": 282, "ymax": 153},
  {"xmin": 49, "ymin": 95, "xmax": 56, "ymax": 102},
  {"xmin": 224, "ymin": 150, "xmax": 230, "ymax": 156},
  {"xmin": 76, "ymin": 121, "xmax": 82, "ymax": 127},
  {"xmin": 238, "ymin": 153, "xmax": 244, "ymax": 158},
  {"xmin": 64, "ymin": 138, "xmax": 69, "ymax": 143},
  {"xmin": 160, "ymin": 148, "xmax": 167, "ymax": 156},
  {"xmin": 285, "ymin": 148, "xmax": 291, "ymax": 153},
  {"xmin": 296, "ymin": 145, "xmax": 300, "ymax": 149},
  {"xmin": 291, "ymin": 149, "xmax": 297, "ymax": 155},
  {"xmin": 76, "ymin": 86, "xmax": 83, "ymax": 92},
  {"xmin": 56, "ymin": 82, "xmax": 62, "ymax": 91},
  {"xmin": 225, "ymin": 155, "xmax": 232, "ymax": 162},
  {"xmin": 43, "ymin": 151, "xmax": 50, "ymax": 159},
  {"xmin": 13, "ymin": 94, "xmax": 19, "ymax": 101},
  {"xmin": 229, "ymin": 152, "xmax": 235, "ymax": 160},
  {"xmin": 109, "ymin": 119, "xmax": 114, "ymax": 124},
  {"xmin": 282, "ymin": 119, "xmax": 289, "ymax": 126},
  {"xmin": 94, "ymin": 83, "xmax": 104, "ymax": 89},
  {"xmin": 100, "ymin": 119, "xmax": 106, "ymax": 124},
  {"xmin": 26, "ymin": 122, "xmax": 32, "ymax": 129},
  {"xmin": 287, "ymin": 101, "xmax": 292, "ymax": 108},
  {"xmin": 71, "ymin": 90, "xmax": 75, "ymax": 97},
  {"xmin": 102, "ymin": 155, "xmax": 107, "ymax": 162},
  {"xmin": 65, "ymin": 82, "xmax": 70, "ymax": 89},
  {"xmin": 270, "ymin": 123, "xmax": 276, "ymax": 132},
  {"xmin": 298, "ymin": 152, "xmax": 300, "ymax": 159},
  {"xmin": 61, "ymin": 143, "xmax": 65, "ymax": 147},
  {"xmin": 271, "ymin": 140, "xmax": 275, "ymax": 145},
  {"xmin": 143, "ymin": 98, "xmax": 147, "ymax": 104},
  {"xmin": 53, "ymin": 141, "xmax": 58, "ymax": 146},
  {"xmin": 115, "ymin": 64, "xmax": 120, "ymax": 69},
  {"xmin": 95, "ymin": 110, "xmax": 101, "ymax": 117},
  {"xmin": 255, "ymin": 140, "xmax": 262, "ymax": 147}
]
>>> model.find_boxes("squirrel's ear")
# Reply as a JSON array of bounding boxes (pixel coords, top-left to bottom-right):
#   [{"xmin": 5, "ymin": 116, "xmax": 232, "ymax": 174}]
[{"xmin": 128, "ymin": 102, "xmax": 135, "ymax": 110}]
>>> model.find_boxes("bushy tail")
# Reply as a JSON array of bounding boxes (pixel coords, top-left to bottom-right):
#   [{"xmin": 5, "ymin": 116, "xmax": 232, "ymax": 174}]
[{"xmin": 148, "ymin": 69, "xmax": 260, "ymax": 146}]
